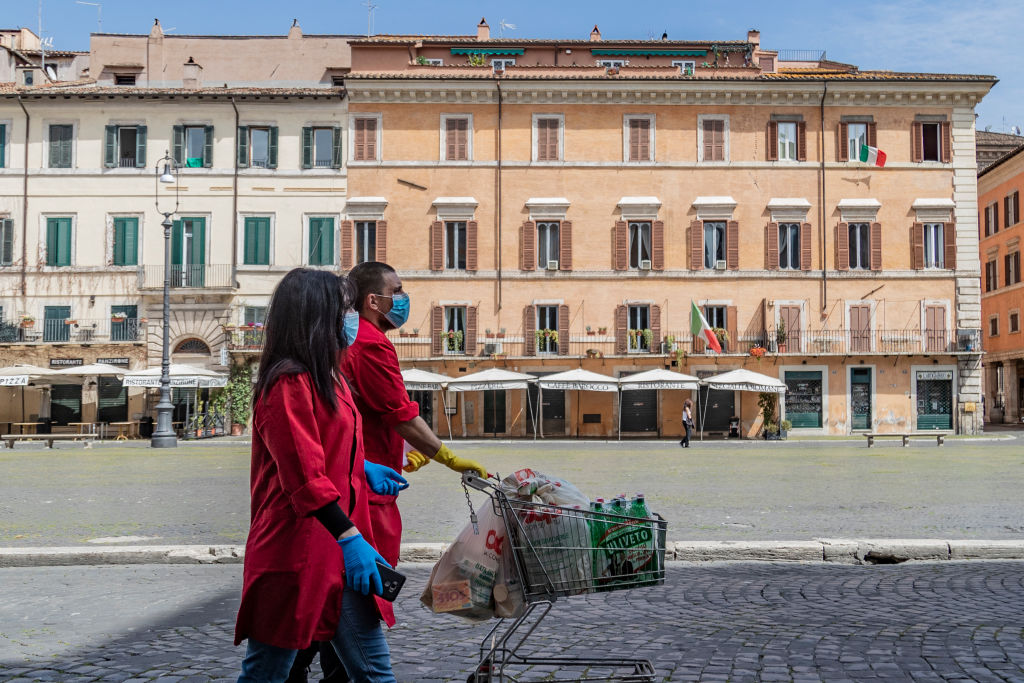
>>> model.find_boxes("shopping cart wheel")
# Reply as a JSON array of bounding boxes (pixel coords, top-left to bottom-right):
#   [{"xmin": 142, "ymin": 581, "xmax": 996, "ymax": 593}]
[{"xmin": 467, "ymin": 659, "xmax": 494, "ymax": 683}]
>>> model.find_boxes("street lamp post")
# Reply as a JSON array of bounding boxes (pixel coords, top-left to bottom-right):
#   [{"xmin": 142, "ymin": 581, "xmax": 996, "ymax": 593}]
[{"xmin": 152, "ymin": 152, "xmax": 179, "ymax": 448}]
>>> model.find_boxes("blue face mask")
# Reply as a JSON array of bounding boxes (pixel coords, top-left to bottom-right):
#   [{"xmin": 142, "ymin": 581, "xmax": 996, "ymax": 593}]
[
  {"xmin": 343, "ymin": 311, "xmax": 360, "ymax": 346},
  {"xmin": 381, "ymin": 292, "xmax": 411, "ymax": 329}
]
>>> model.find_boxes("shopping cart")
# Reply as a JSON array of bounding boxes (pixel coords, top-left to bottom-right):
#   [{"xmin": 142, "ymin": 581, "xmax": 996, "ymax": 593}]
[{"xmin": 461, "ymin": 472, "xmax": 668, "ymax": 682}]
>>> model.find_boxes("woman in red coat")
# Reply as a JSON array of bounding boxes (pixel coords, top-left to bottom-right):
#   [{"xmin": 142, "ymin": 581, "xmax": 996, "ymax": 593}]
[{"xmin": 235, "ymin": 269, "xmax": 407, "ymax": 683}]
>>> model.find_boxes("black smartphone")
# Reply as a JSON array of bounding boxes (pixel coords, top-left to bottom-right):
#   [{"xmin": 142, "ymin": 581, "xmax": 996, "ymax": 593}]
[{"xmin": 376, "ymin": 561, "xmax": 406, "ymax": 602}]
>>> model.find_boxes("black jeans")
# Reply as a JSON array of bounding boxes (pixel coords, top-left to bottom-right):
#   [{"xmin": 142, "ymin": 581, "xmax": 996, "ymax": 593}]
[{"xmin": 681, "ymin": 422, "xmax": 692, "ymax": 447}]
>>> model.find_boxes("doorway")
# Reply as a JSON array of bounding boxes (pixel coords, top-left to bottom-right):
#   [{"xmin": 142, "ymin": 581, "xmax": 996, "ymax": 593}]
[
  {"xmin": 698, "ymin": 387, "xmax": 735, "ymax": 432},
  {"xmin": 620, "ymin": 389, "xmax": 658, "ymax": 432},
  {"xmin": 850, "ymin": 367, "xmax": 873, "ymax": 430},
  {"xmin": 172, "ymin": 217, "xmax": 206, "ymax": 287},
  {"xmin": 528, "ymin": 383, "xmax": 565, "ymax": 436},
  {"xmin": 50, "ymin": 384, "xmax": 82, "ymax": 425},
  {"xmin": 96, "ymin": 377, "xmax": 128, "ymax": 423},
  {"xmin": 408, "ymin": 390, "xmax": 434, "ymax": 431},
  {"xmin": 483, "ymin": 390, "xmax": 506, "ymax": 435}
]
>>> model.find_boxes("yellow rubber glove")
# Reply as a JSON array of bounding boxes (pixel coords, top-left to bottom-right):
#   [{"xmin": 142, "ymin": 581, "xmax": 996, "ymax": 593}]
[
  {"xmin": 402, "ymin": 450, "xmax": 431, "ymax": 473},
  {"xmin": 432, "ymin": 444, "xmax": 487, "ymax": 478}
]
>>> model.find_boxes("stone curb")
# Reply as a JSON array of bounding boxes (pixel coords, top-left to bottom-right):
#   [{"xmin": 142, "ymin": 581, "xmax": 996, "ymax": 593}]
[{"xmin": 3, "ymin": 539, "xmax": 1024, "ymax": 567}]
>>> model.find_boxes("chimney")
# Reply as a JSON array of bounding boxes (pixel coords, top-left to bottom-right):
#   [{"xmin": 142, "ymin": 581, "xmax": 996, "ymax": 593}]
[
  {"xmin": 590, "ymin": 25, "xmax": 601, "ymax": 42},
  {"xmin": 747, "ymin": 29, "xmax": 760, "ymax": 51},
  {"xmin": 182, "ymin": 56, "xmax": 203, "ymax": 89},
  {"xmin": 288, "ymin": 19, "xmax": 302, "ymax": 39},
  {"xmin": 477, "ymin": 18, "xmax": 490, "ymax": 41},
  {"xmin": 150, "ymin": 18, "xmax": 164, "ymax": 39}
]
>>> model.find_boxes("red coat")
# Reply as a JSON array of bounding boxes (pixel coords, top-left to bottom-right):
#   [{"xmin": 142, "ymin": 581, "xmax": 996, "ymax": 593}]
[
  {"xmin": 234, "ymin": 372, "xmax": 394, "ymax": 651},
  {"xmin": 340, "ymin": 318, "xmax": 420, "ymax": 566}
]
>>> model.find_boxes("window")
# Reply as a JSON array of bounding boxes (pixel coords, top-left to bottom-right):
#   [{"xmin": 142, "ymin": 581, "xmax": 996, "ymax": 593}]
[
  {"xmin": 847, "ymin": 123, "xmax": 867, "ymax": 163},
  {"xmin": 302, "ymin": 126, "xmax": 341, "ymax": 169},
  {"xmin": 597, "ymin": 59, "xmax": 626, "ymax": 68},
  {"xmin": 990, "ymin": 316, "xmax": 999, "ymax": 337},
  {"xmin": 445, "ymin": 221, "xmax": 467, "ymax": 269},
  {"xmin": 923, "ymin": 223, "xmax": 944, "ymax": 268},
  {"xmin": 921, "ymin": 122, "xmax": 941, "ymax": 162},
  {"xmin": 444, "ymin": 306, "xmax": 467, "ymax": 353},
  {"xmin": 114, "ymin": 74, "xmax": 137, "ymax": 86},
  {"xmin": 491, "ymin": 58, "xmax": 516, "ymax": 72},
  {"xmin": 43, "ymin": 305, "xmax": 71, "ymax": 342},
  {"xmin": 46, "ymin": 217, "xmax": 72, "ymax": 266},
  {"xmin": 110, "ymin": 305, "xmax": 138, "ymax": 342},
  {"xmin": 1005, "ymin": 191, "xmax": 1019, "ymax": 228},
  {"xmin": 672, "ymin": 60, "xmax": 695, "ymax": 75},
  {"xmin": 308, "ymin": 217, "xmax": 335, "ymax": 266},
  {"xmin": 537, "ymin": 221, "xmax": 560, "ymax": 269},
  {"xmin": 1011, "ymin": 311, "xmax": 1020, "ymax": 334},
  {"xmin": 847, "ymin": 222, "xmax": 871, "ymax": 270},
  {"xmin": 112, "ymin": 217, "xmax": 138, "ymax": 266},
  {"xmin": 534, "ymin": 116, "xmax": 562, "ymax": 161},
  {"xmin": 23, "ymin": 71, "xmax": 33, "ymax": 86},
  {"xmin": 244, "ymin": 306, "xmax": 267, "ymax": 326},
  {"xmin": 985, "ymin": 203, "xmax": 999, "ymax": 236},
  {"xmin": 356, "ymin": 221, "xmax": 377, "ymax": 264},
  {"xmin": 704, "ymin": 221, "xmax": 726, "ymax": 268},
  {"xmin": 48, "ymin": 124, "xmax": 74, "ymax": 168},
  {"xmin": 353, "ymin": 117, "xmax": 379, "ymax": 161},
  {"xmin": 704, "ymin": 305, "xmax": 727, "ymax": 329},
  {"xmin": 627, "ymin": 305, "xmax": 650, "ymax": 352},
  {"xmin": 443, "ymin": 116, "xmax": 470, "ymax": 161},
  {"xmin": 243, "ymin": 217, "xmax": 271, "ymax": 265},
  {"xmin": 240, "ymin": 126, "xmax": 278, "ymax": 169},
  {"xmin": 629, "ymin": 221, "xmax": 652, "ymax": 269},
  {"xmin": 536, "ymin": 305, "xmax": 559, "ymax": 354},
  {"xmin": 985, "ymin": 260, "xmax": 998, "ymax": 292},
  {"xmin": 1, "ymin": 217, "xmax": 12, "ymax": 266},
  {"xmin": 777, "ymin": 121, "xmax": 798, "ymax": 161},
  {"xmin": 104, "ymin": 125, "xmax": 147, "ymax": 168},
  {"xmin": 419, "ymin": 58, "xmax": 444, "ymax": 66},
  {"xmin": 1006, "ymin": 251, "xmax": 1021, "ymax": 286},
  {"xmin": 625, "ymin": 115, "xmax": 653, "ymax": 162},
  {"xmin": 699, "ymin": 116, "xmax": 727, "ymax": 161},
  {"xmin": 778, "ymin": 222, "xmax": 801, "ymax": 269},
  {"xmin": 331, "ymin": 75, "xmax": 346, "ymax": 86},
  {"xmin": 173, "ymin": 125, "xmax": 213, "ymax": 168}
]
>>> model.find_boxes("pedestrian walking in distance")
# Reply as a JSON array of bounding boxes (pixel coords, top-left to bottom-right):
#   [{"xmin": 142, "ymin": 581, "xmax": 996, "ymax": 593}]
[
  {"xmin": 235, "ymin": 268, "xmax": 406, "ymax": 683},
  {"xmin": 681, "ymin": 398, "xmax": 695, "ymax": 448}
]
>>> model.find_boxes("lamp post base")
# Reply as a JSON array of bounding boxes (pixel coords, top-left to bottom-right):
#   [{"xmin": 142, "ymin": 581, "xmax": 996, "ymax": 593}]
[{"xmin": 150, "ymin": 432, "xmax": 178, "ymax": 448}]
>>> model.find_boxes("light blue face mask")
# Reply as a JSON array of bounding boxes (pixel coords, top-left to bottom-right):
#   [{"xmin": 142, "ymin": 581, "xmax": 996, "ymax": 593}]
[
  {"xmin": 379, "ymin": 292, "xmax": 410, "ymax": 329},
  {"xmin": 343, "ymin": 311, "xmax": 360, "ymax": 346}
]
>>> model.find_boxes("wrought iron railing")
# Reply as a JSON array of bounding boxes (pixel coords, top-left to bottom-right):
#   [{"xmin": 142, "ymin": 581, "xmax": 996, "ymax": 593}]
[
  {"xmin": 225, "ymin": 326, "xmax": 265, "ymax": 351},
  {"xmin": 0, "ymin": 318, "xmax": 146, "ymax": 344},
  {"xmin": 140, "ymin": 264, "xmax": 234, "ymax": 289}
]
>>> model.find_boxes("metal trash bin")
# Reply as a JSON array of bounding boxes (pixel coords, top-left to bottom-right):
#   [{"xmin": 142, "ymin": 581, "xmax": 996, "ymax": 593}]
[
  {"xmin": 728, "ymin": 416, "xmax": 740, "ymax": 438},
  {"xmin": 139, "ymin": 416, "xmax": 154, "ymax": 438}
]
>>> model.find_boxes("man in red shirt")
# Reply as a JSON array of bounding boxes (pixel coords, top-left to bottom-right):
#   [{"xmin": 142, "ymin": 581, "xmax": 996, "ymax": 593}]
[{"xmin": 341, "ymin": 261, "xmax": 487, "ymax": 567}]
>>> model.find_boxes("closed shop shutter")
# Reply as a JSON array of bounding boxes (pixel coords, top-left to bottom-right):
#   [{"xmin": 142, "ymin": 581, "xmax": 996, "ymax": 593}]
[
  {"xmin": 97, "ymin": 377, "xmax": 127, "ymax": 423},
  {"xmin": 50, "ymin": 383, "xmax": 82, "ymax": 425}
]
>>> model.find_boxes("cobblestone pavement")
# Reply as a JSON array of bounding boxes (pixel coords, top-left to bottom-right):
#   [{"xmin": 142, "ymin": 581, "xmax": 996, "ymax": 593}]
[
  {"xmin": 2, "ymin": 561, "xmax": 1023, "ymax": 681},
  {"xmin": 2, "ymin": 437, "xmax": 1024, "ymax": 548}
]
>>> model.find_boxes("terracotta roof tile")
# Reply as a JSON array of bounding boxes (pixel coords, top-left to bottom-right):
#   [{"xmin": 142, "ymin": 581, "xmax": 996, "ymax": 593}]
[
  {"xmin": 344, "ymin": 69, "xmax": 995, "ymax": 83},
  {"xmin": 3, "ymin": 82, "xmax": 344, "ymax": 97}
]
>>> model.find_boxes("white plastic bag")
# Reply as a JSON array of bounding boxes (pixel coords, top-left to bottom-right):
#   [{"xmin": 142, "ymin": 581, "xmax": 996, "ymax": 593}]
[{"xmin": 500, "ymin": 468, "xmax": 590, "ymax": 508}]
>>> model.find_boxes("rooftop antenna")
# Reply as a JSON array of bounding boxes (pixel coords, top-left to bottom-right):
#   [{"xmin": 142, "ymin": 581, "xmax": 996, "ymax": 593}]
[
  {"xmin": 498, "ymin": 19, "xmax": 516, "ymax": 38},
  {"xmin": 75, "ymin": 0, "xmax": 102, "ymax": 32},
  {"xmin": 363, "ymin": 0, "xmax": 377, "ymax": 37}
]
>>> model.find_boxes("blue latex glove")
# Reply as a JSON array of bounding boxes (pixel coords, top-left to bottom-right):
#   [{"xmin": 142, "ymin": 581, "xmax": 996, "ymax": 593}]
[
  {"xmin": 338, "ymin": 533, "xmax": 389, "ymax": 596},
  {"xmin": 364, "ymin": 461, "xmax": 409, "ymax": 496}
]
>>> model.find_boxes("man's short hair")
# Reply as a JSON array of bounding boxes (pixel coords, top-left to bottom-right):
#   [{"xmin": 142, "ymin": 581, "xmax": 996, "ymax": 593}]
[{"xmin": 348, "ymin": 261, "xmax": 396, "ymax": 309}]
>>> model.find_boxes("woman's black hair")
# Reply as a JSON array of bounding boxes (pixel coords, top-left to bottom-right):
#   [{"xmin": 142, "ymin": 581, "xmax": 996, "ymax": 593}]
[{"xmin": 253, "ymin": 268, "xmax": 353, "ymax": 411}]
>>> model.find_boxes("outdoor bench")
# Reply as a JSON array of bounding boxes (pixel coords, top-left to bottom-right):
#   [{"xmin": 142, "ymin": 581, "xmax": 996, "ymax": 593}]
[
  {"xmin": 1, "ymin": 433, "xmax": 97, "ymax": 449},
  {"xmin": 864, "ymin": 432, "xmax": 946, "ymax": 448}
]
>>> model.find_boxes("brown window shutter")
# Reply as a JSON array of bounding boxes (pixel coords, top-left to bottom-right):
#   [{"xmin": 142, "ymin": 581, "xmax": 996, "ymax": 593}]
[
  {"xmin": 559, "ymin": 220, "xmax": 573, "ymax": 270},
  {"xmin": 800, "ymin": 222, "xmax": 812, "ymax": 270},
  {"xmin": 911, "ymin": 121, "xmax": 923, "ymax": 162},
  {"xmin": 870, "ymin": 222, "xmax": 882, "ymax": 271},
  {"xmin": 703, "ymin": 119, "xmax": 716, "ymax": 160},
  {"xmin": 614, "ymin": 305, "xmax": 628, "ymax": 354},
  {"xmin": 445, "ymin": 118, "xmax": 456, "ymax": 160},
  {"xmin": 726, "ymin": 220, "xmax": 739, "ymax": 269},
  {"xmin": 765, "ymin": 222, "xmax": 779, "ymax": 270},
  {"xmin": 365, "ymin": 118, "xmax": 377, "ymax": 160},
  {"xmin": 353, "ymin": 119, "xmax": 365, "ymax": 160},
  {"xmin": 1015, "ymin": 192, "xmax": 1020, "ymax": 224},
  {"xmin": 867, "ymin": 122, "xmax": 877, "ymax": 148},
  {"xmin": 523, "ymin": 305, "xmax": 536, "ymax": 356},
  {"xmin": 994, "ymin": 202, "xmax": 1000, "ymax": 231},
  {"xmin": 375, "ymin": 220, "xmax": 387, "ymax": 263},
  {"xmin": 767, "ymin": 121, "xmax": 778, "ymax": 161},
  {"xmin": 797, "ymin": 121, "xmax": 807, "ymax": 162},
  {"xmin": 940, "ymin": 121, "xmax": 951, "ymax": 163},
  {"xmin": 911, "ymin": 222, "xmax": 925, "ymax": 269},
  {"xmin": 430, "ymin": 221, "xmax": 443, "ymax": 271},
  {"xmin": 520, "ymin": 221, "xmax": 535, "ymax": 271},
  {"xmin": 944, "ymin": 222, "xmax": 957, "ymax": 270},
  {"xmin": 650, "ymin": 304, "xmax": 661, "ymax": 352},
  {"xmin": 637, "ymin": 119, "xmax": 650, "ymax": 161},
  {"xmin": 465, "ymin": 307, "xmax": 478, "ymax": 355},
  {"xmin": 628, "ymin": 119, "xmax": 640, "ymax": 161},
  {"xmin": 614, "ymin": 220, "xmax": 628, "ymax": 270},
  {"xmin": 838, "ymin": 122, "xmax": 849, "ymax": 161},
  {"xmin": 726, "ymin": 306, "xmax": 738, "ymax": 354},
  {"xmin": 341, "ymin": 220, "xmax": 354, "ymax": 269},
  {"xmin": 983, "ymin": 208, "xmax": 990, "ymax": 236},
  {"xmin": 690, "ymin": 219, "xmax": 704, "ymax": 270},
  {"xmin": 1005, "ymin": 196, "xmax": 1011, "ymax": 228},
  {"xmin": 651, "ymin": 220, "xmax": 664, "ymax": 270},
  {"xmin": 466, "ymin": 220, "xmax": 478, "ymax": 271},
  {"xmin": 431, "ymin": 306, "xmax": 443, "ymax": 355},
  {"xmin": 557, "ymin": 304, "xmax": 569, "ymax": 356},
  {"xmin": 836, "ymin": 222, "xmax": 849, "ymax": 270}
]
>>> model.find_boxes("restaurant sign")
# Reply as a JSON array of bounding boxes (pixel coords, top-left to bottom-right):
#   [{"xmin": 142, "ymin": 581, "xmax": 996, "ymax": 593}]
[{"xmin": 49, "ymin": 358, "xmax": 84, "ymax": 367}]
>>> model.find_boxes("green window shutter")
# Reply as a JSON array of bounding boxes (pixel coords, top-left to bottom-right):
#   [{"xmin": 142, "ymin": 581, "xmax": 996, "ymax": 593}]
[
  {"xmin": 243, "ymin": 217, "xmax": 270, "ymax": 265},
  {"xmin": 236, "ymin": 126, "xmax": 249, "ymax": 168},
  {"xmin": 47, "ymin": 218, "xmax": 71, "ymax": 266},
  {"xmin": 203, "ymin": 126, "xmax": 214, "ymax": 167},
  {"xmin": 308, "ymin": 218, "xmax": 321, "ymax": 264},
  {"xmin": 171, "ymin": 219, "xmax": 183, "ymax": 266},
  {"xmin": 268, "ymin": 127, "xmax": 279, "ymax": 169},
  {"xmin": 192, "ymin": 218, "xmax": 206, "ymax": 265},
  {"xmin": 46, "ymin": 218, "xmax": 58, "ymax": 265},
  {"xmin": 48, "ymin": 126, "xmax": 61, "ymax": 168},
  {"xmin": 309, "ymin": 218, "xmax": 333, "ymax": 265},
  {"xmin": 114, "ymin": 217, "xmax": 138, "ymax": 266},
  {"xmin": 0, "ymin": 123, "xmax": 7, "ymax": 168},
  {"xmin": 258, "ymin": 218, "xmax": 270, "ymax": 264},
  {"xmin": 1, "ymin": 218, "xmax": 13, "ymax": 265},
  {"xmin": 332, "ymin": 127, "xmax": 343, "ymax": 168},
  {"xmin": 59, "ymin": 126, "xmax": 73, "ymax": 168},
  {"xmin": 301, "ymin": 127, "xmax": 313, "ymax": 169},
  {"xmin": 112, "ymin": 218, "xmax": 124, "ymax": 265},
  {"xmin": 104, "ymin": 125, "xmax": 117, "ymax": 168},
  {"xmin": 135, "ymin": 126, "xmax": 147, "ymax": 167},
  {"xmin": 172, "ymin": 125, "xmax": 184, "ymax": 165},
  {"xmin": 58, "ymin": 218, "xmax": 72, "ymax": 266}
]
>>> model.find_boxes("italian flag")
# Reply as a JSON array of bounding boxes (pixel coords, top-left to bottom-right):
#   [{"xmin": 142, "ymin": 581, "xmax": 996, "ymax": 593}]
[
  {"xmin": 859, "ymin": 144, "xmax": 887, "ymax": 167},
  {"xmin": 690, "ymin": 302, "xmax": 722, "ymax": 353}
]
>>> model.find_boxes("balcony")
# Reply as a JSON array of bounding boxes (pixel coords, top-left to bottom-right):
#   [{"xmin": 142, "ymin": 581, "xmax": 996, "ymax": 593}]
[
  {"xmin": 0, "ymin": 318, "xmax": 147, "ymax": 345},
  {"xmin": 225, "ymin": 326, "xmax": 264, "ymax": 352},
  {"xmin": 140, "ymin": 265, "xmax": 234, "ymax": 290}
]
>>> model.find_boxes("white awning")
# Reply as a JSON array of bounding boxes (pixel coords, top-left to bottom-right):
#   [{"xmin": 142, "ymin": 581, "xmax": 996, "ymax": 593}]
[
  {"xmin": 0, "ymin": 364, "xmax": 55, "ymax": 385},
  {"xmin": 401, "ymin": 368, "xmax": 453, "ymax": 391},
  {"xmin": 122, "ymin": 364, "xmax": 228, "ymax": 388},
  {"xmin": 702, "ymin": 368, "xmax": 787, "ymax": 393},
  {"xmin": 619, "ymin": 368, "xmax": 700, "ymax": 391},
  {"xmin": 51, "ymin": 363, "xmax": 126, "ymax": 378},
  {"xmin": 446, "ymin": 368, "xmax": 535, "ymax": 392},
  {"xmin": 538, "ymin": 368, "xmax": 619, "ymax": 392}
]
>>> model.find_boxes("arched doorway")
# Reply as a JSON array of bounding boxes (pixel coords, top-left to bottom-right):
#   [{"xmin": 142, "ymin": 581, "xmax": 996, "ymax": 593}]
[{"xmin": 171, "ymin": 337, "xmax": 213, "ymax": 425}]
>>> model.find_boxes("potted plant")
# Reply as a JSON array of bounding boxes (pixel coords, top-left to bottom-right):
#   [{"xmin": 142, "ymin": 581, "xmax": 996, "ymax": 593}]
[
  {"xmin": 415, "ymin": 55, "xmax": 431, "ymax": 65},
  {"xmin": 20, "ymin": 315, "xmax": 35, "ymax": 328},
  {"xmin": 110, "ymin": 313, "xmax": 127, "ymax": 322},
  {"xmin": 642, "ymin": 328, "xmax": 654, "ymax": 350},
  {"xmin": 485, "ymin": 328, "xmax": 495, "ymax": 338},
  {"xmin": 749, "ymin": 345, "xmax": 767, "ymax": 360},
  {"xmin": 779, "ymin": 419, "xmax": 793, "ymax": 439},
  {"xmin": 628, "ymin": 328, "xmax": 639, "ymax": 348},
  {"xmin": 764, "ymin": 421, "xmax": 780, "ymax": 440},
  {"xmin": 446, "ymin": 329, "xmax": 464, "ymax": 351},
  {"xmin": 586, "ymin": 325, "xmax": 595, "ymax": 336},
  {"xmin": 412, "ymin": 328, "xmax": 419, "ymax": 337},
  {"xmin": 713, "ymin": 327, "xmax": 730, "ymax": 351},
  {"xmin": 549, "ymin": 330, "xmax": 559, "ymax": 345},
  {"xmin": 776, "ymin": 320, "xmax": 788, "ymax": 353},
  {"xmin": 211, "ymin": 364, "xmax": 253, "ymax": 436},
  {"xmin": 758, "ymin": 391, "xmax": 778, "ymax": 439},
  {"xmin": 497, "ymin": 328, "xmax": 506, "ymax": 338},
  {"xmin": 598, "ymin": 326, "xmax": 608, "ymax": 335}
]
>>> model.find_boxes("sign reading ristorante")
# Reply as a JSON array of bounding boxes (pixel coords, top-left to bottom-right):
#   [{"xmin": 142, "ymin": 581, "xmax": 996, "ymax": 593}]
[{"xmin": 49, "ymin": 358, "xmax": 84, "ymax": 367}]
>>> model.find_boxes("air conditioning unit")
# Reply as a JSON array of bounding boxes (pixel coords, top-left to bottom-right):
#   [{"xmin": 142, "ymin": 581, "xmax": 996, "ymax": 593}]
[
  {"xmin": 546, "ymin": 260, "xmax": 559, "ymax": 271},
  {"xmin": 483, "ymin": 342, "xmax": 503, "ymax": 355},
  {"xmin": 715, "ymin": 259, "xmax": 728, "ymax": 270},
  {"xmin": 639, "ymin": 259, "xmax": 652, "ymax": 270}
]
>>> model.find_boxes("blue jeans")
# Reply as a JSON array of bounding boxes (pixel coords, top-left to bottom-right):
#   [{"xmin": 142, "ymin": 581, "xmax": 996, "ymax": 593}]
[{"xmin": 238, "ymin": 587, "xmax": 395, "ymax": 682}]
